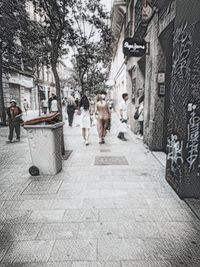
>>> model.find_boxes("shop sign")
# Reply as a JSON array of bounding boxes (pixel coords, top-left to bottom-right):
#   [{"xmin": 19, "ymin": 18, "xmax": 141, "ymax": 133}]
[{"xmin": 123, "ymin": 38, "xmax": 146, "ymax": 57}]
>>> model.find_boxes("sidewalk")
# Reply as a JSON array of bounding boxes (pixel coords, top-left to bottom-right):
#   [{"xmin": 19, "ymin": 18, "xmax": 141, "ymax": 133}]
[{"xmin": 0, "ymin": 113, "xmax": 200, "ymax": 266}]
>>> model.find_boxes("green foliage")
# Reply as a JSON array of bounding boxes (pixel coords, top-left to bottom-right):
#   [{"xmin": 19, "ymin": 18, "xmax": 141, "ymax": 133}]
[{"xmin": 68, "ymin": 0, "xmax": 113, "ymax": 94}]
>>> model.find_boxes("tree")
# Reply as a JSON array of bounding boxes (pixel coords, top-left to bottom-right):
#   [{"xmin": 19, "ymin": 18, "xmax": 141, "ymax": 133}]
[
  {"xmin": 68, "ymin": 0, "xmax": 112, "ymax": 95},
  {"xmin": 0, "ymin": 0, "xmax": 31, "ymax": 125},
  {"xmin": 32, "ymin": 0, "xmax": 74, "ymax": 118}
]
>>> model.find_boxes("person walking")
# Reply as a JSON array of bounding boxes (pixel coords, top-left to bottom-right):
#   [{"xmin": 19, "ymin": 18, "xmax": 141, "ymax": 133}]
[
  {"xmin": 41, "ymin": 98, "xmax": 48, "ymax": 114},
  {"xmin": 79, "ymin": 94, "xmax": 91, "ymax": 146},
  {"xmin": 95, "ymin": 93, "xmax": 111, "ymax": 144},
  {"xmin": 48, "ymin": 93, "xmax": 55, "ymax": 113},
  {"xmin": 23, "ymin": 99, "xmax": 29, "ymax": 115},
  {"xmin": 51, "ymin": 95, "xmax": 58, "ymax": 113},
  {"xmin": 118, "ymin": 93, "xmax": 129, "ymax": 141},
  {"xmin": 67, "ymin": 96, "xmax": 76, "ymax": 126},
  {"xmin": 138, "ymin": 95, "xmax": 144, "ymax": 138},
  {"xmin": 7, "ymin": 100, "xmax": 23, "ymax": 143}
]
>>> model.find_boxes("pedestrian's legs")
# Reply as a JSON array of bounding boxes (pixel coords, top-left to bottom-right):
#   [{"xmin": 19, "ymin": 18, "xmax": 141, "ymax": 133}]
[
  {"xmin": 8, "ymin": 121, "xmax": 14, "ymax": 141},
  {"xmin": 102, "ymin": 119, "xmax": 108, "ymax": 139},
  {"xmin": 68, "ymin": 112, "xmax": 74, "ymax": 126},
  {"xmin": 14, "ymin": 121, "xmax": 21, "ymax": 140},
  {"xmin": 97, "ymin": 119, "xmax": 103, "ymax": 140},
  {"xmin": 82, "ymin": 128, "xmax": 86, "ymax": 140},
  {"xmin": 139, "ymin": 121, "xmax": 144, "ymax": 136},
  {"xmin": 85, "ymin": 128, "xmax": 90, "ymax": 145}
]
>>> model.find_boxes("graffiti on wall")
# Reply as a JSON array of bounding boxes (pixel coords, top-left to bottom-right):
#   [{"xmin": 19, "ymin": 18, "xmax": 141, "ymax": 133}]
[
  {"xmin": 186, "ymin": 105, "xmax": 200, "ymax": 172},
  {"xmin": 167, "ymin": 134, "xmax": 183, "ymax": 174},
  {"xmin": 170, "ymin": 22, "xmax": 192, "ymax": 125}
]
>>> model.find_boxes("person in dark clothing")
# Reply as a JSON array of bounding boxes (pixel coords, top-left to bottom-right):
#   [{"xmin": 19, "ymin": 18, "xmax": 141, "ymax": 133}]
[
  {"xmin": 48, "ymin": 93, "xmax": 55, "ymax": 113},
  {"xmin": 7, "ymin": 100, "xmax": 22, "ymax": 143},
  {"xmin": 75, "ymin": 98, "xmax": 79, "ymax": 109},
  {"xmin": 67, "ymin": 96, "xmax": 76, "ymax": 126}
]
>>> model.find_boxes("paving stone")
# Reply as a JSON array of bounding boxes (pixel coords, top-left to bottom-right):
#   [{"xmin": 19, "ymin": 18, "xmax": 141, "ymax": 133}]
[
  {"xmin": 22, "ymin": 181, "xmax": 63, "ymax": 195},
  {"xmin": 27, "ymin": 210, "xmax": 65, "ymax": 223},
  {"xmin": 82, "ymin": 199, "xmax": 116, "ymax": 209},
  {"xmin": 78, "ymin": 222, "xmax": 118, "ymax": 239},
  {"xmin": 167, "ymin": 209, "xmax": 198, "ymax": 222},
  {"xmin": 94, "ymin": 156, "xmax": 129, "ymax": 166},
  {"xmin": 2, "ymin": 240, "xmax": 54, "ymax": 263},
  {"xmin": 51, "ymin": 199, "xmax": 83, "ymax": 210},
  {"xmin": 99, "ymin": 209, "xmax": 135, "ymax": 222},
  {"xmin": 133, "ymin": 209, "xmax": 172, "ymax": 222},
  {"xmin": 71, "ymin": 262, "xmax": 120, "ymax": 267},
  {"xmin": 37, "ymin": 223, "xmax": 79, "ymax": 240},
  {"xmin": 0, "ymin": 210, "xmax": 32, "ymax": 224},
  {"xmin": 118, "ymin": 221, "xmax": 161, "ymax": 239},
  {"xmin": 0, "ymin": 224, "xmax": 42, "ymax": 241},
  {"xmin": 98, "ymin": 239, "xmax": 146, "ymax": 261},
  {"xmin": 62, "ymin": 209, "xmax": 99, "ymax": 222},
  {"xmin": 19, "ymin": 200, "xmax": 54, "ymax": 210},
  {"xmin": 22, "ymin": 262, "xmax": 72, "ymax": 267},
  {"xmin": 0, "ymin": 241, "xmax": 13, "ymax": 262},
  {"xmin": 121, "ymin": 260, "xmax": 172, "ymax": 267},
  {"xmin": 49, "ymin": 239, "xmax": 97, "ymax": 261}
]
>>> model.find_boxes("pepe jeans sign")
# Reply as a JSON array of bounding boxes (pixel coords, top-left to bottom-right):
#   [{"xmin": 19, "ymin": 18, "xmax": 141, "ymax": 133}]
[{"xmin": 123, "ymin": 38, "xmax": 146, "ymax": 57}]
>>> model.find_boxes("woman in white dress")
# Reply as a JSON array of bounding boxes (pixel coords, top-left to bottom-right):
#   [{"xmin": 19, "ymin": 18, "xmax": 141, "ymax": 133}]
[{"xmin": 79, "ymin": 95, "xmax": 91, "ymax": 145}]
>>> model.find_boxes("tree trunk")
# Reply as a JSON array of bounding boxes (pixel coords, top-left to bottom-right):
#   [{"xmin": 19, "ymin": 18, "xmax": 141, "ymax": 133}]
[
  {"xmin": 51, "ymin": 60, "xmax": 65, "ymax": 155},
  {"xmin": 0, "ymin": 43, "xmax": 6, "ymax": 126}
]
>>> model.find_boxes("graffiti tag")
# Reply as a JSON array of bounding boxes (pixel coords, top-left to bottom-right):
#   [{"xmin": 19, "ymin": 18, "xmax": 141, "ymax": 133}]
[
  {"xmin": 186, "ymin": 105, "xmax": 200, "ymax": 171},
  {"xmin": 167, "ymin": 134, "xmax": 183, "ymax": 173}
]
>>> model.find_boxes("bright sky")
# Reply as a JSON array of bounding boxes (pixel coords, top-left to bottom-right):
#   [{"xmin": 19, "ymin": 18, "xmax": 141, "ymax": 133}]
[{"xmin": 101, "ymin": 0, "xmax": 112, "ymax": 11}]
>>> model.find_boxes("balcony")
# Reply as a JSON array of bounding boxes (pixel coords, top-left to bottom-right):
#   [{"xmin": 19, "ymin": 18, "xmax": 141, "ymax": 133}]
[{"xmin": 134, "ymin": 0, "xmax": 153, "ymax": 39}]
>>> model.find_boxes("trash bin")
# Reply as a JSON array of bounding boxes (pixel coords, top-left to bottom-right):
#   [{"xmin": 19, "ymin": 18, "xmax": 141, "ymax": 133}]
[{"xmin": 24, "ymin": 122, "xmax": 64, "ymax": 175}]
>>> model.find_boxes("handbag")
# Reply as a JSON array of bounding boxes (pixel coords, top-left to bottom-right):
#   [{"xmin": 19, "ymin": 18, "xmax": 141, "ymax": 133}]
[{"xmin": 134, "ymin": 108, "xmax": 140, "ymax": 120}]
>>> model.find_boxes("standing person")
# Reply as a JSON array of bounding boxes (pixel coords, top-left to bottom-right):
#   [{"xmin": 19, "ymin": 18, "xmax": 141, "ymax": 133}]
[
  {"xmin": 51, "ymin": 95, "xmax": 58, "ymax": 112},
  {"xmin": 23, "ymin": 99, "xmax": 29, "ymax": 115},
  {"xmin": 7, "ymin": 100, "xmax": 22, "ymax": 143},
  {"xmin": 41, "ymin": 98, "xmax": 48, "ymax": 114},
  {"xmin": 67, "ymin": 96, "xmax": 76, "ymax": 126},
  {"xmin": 95, "ymin": 93, "xmax": 111, "ymax": 144},
  {"xmin": 138, "ymin": 95, "xmax": 144, "ymax": 138},
  {"xmin": 118, "ymin": 93, "xmax": 129, "ymax": 141},
  {"xmin": 79, "ymin": 94, "xmax": 91, "ymax": 146},
  {"xmin": 48, "ymin": 93, "xmax": 55, "ymax": 113},
  {"xmin": 89, "ymin": 97, "xmax": 95, "ymax": 127},
  {"xmin": 75, "ymin": 98, "xmax": 79, "ymax": 109}
]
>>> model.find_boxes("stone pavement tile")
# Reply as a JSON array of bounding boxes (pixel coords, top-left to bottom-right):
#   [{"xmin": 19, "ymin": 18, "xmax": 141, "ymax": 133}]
[
  {"xmin": 126, "ymin": 188, "xmax": 158, "ymax": 198},
  {"xmin": 121, "ymin": 260, "xmax": 172, "ymax": 267},
  {"xmin": 22, "ymin": 262, "xmax": 72, "ymax": 267},
  {"xmin": 19, "ymin": 200, "xmax": 54, "ymax": 210},
  {"xmin": 51, "ymin": 199, "xmax": 83, "ymax": 210},
  {"xmin": 114, "ymin": 198, "xmax": 149, "ymax": 209},
  {"xmin": 27, "ymin": 210, "xmax": 65, "ymax": 223},
  {"xmin": 2, "ymin": 201, "xmax": 24, "ymax": 210},
  {"xmin": 49, "ymin": 239, "xmax": 97, "ymax": 261},
  {"xmin": 62, "ymin": 209, "xmax": 99, "ymax": 223},
  {"xmin": 78, "ymin": 222, "xmax": 118, "ymax": 239},
  {"xmin": 82, "ymin": 199, "xmax": 116, "ymax": 209},
  {"xmin": 167, "ymin": 209, "xmax": 198, "ymax": 222},
  {"xmin": 99, "ymin": 209, "xmax": 135, "ymax": 222},
  {"xmin": 133, "ymin": 209, "xmax": 172, "ymax": 222},
  {"xmin": 99, "ymin": 189, "xmax": 129, "ymax": 199},
  {"xmin": 156, "ymin": 222, "xmax": 199, "ymax": 240},
  {"xmin": 22, "ymin": 180, "xmax": 63, "ymax": 195},
  {"xmin": 59, "ymin": 183, "xmax": 86, "ymax": 191},
  {"xmin": 0, "ymin": 191, "xmax": 18, "ymax": 201},
  {"xmin": 118, "ymin": 221, "xmax": 161, "ymax": 239},
  {"xmin": 71, "ymin": 262, "xmax": 120, "ymax": 267},
  {"xmin": 86, "ymin": 183, "xmax": 114, "ymax": 190},
  {"xmin": 169, "ymin": 257, "xmax": 200, "ymax": 267},
  {"xmin": 143, "ymin": 239, "xmax": 192, "ymax": 260},
  {"xmin": 36, "ymin": 223, "xmax": 79, "ymax": 240},
  {"xmin": 112, "ymin": 182, "xmax": 142, "ymax": 190},
  {"xmin": 98, "ymin": 239, "xmax": 146, "ymax": 261},
  {"xmin": 0, "ymin": 210, "xmax": 32, "ymax": 224},
  {"xmin": 146, "ymin": 198, "xmax": 189, "ymax": 210},
  {"xmin": 2, "ymin": 240, "xmax": 54, "ymax": 263},
  {"xmin": 0, "ymin": 241, "xmax": 13, "ymax": 262},
  {"xmin": 0, "ymin": 223, "xmax": 42, "ymax": 241}
]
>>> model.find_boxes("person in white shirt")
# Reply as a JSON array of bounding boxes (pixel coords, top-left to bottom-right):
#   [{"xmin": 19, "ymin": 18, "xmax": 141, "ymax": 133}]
[
  {"xmin": 51, "ymin": 95, "xmax": 58, "ymax": 112},
  {"xmin": 118, "ymin": 93, "xmax": 129, "ymax": 141},
  {"xmin": 138, "ymin": 95, "xmax": 144, "ymax": 137}
]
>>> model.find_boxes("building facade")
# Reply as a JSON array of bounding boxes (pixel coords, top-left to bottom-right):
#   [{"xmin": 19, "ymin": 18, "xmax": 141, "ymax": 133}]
[{"xmin": 110, "ymin": 0, "xmax": 200, "ymax": 198}]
